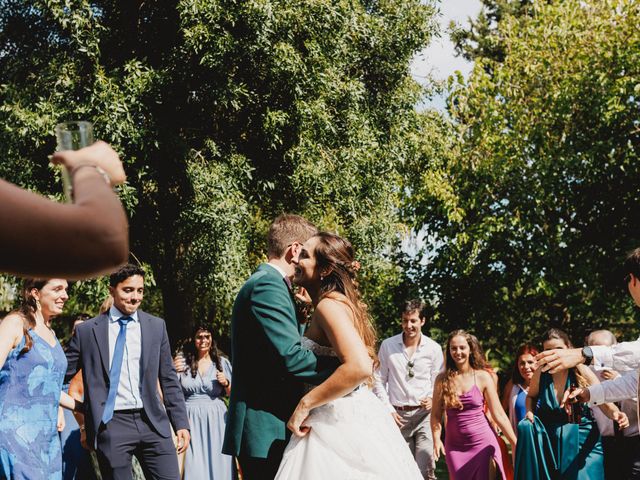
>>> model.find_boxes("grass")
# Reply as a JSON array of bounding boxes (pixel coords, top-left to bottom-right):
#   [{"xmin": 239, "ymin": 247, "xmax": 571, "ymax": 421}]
[{"xmin": 435, "ymin": 458, "xmax": 449, "ymax": 478}]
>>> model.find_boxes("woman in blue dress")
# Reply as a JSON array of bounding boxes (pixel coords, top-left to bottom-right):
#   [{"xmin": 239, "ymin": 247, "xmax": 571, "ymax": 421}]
[
  {"xmin": 59, "ymin": 314, "xmax": 97, "ymax": 480},
  {"xmin": 177, "ymin": 325, "xmax": 233, "ymax": 480},
  {"xmin": 516, "ymin": 328, "xmax": 628, "ymax": 480},
  {"xmin": 0, "ymin": 278, "xmax": 80, "ymax": 480},
  {"xmin": 502, "ymin": 344, "xmax": 539, "ymax": 437}
]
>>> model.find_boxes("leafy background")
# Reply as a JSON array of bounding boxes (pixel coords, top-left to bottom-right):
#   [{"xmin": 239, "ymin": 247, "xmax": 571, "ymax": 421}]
[{"xmin": 1, "ymin": 0, "xmax": 639, "ymax": 375}]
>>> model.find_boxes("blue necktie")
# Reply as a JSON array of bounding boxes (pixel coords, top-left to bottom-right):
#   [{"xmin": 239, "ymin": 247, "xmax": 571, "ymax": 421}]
[{"xmin": 101, "ymin": 316, "xmax": 132, "ymax": 424}]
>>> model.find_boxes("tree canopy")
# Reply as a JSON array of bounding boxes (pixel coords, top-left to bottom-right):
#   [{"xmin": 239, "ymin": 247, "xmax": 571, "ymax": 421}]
[
  {"xmin": 405, "ymin": 0, "xmax": 640, "ymax": 362},
  {"xmin": 0, "ymin": 0, "xmax": 439, "ymax": 344}
]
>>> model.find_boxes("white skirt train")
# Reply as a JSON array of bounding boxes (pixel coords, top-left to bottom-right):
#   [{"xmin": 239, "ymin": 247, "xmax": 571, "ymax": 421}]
[{"xmin": 275, "ymin": 387, "xmax": 423, "ymax": 480}]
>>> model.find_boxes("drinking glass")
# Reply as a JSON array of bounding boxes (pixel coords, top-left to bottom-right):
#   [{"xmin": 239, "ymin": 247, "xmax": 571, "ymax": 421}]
[{"xmin": 54, "ymin": 121, "xmax": 94, "ymax": 202}]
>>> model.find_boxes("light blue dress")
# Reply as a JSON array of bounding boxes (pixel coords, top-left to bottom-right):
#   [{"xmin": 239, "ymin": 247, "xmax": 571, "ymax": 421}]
[
  {"xmin": 180, "ymin": 357, "xmax": 233, "ymax": 480},
  {"xmin": 0, "ymin": 330, "xmax": 67, "ymax": 479}
]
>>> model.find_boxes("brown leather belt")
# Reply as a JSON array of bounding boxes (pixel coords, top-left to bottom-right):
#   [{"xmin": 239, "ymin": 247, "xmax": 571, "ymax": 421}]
[{"xmin": 394, "ymin": 405, "xmax": 421, "ymax": 411}]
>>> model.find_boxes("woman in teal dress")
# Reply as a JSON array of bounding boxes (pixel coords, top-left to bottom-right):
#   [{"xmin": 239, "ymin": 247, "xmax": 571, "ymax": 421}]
[
  {"xmin": 0, "ymin": 279, "xmax": 80, "ymax": 480},
  {"xmin": 515, "ymin": 328, "xmax": 627, "ymax": 480}
]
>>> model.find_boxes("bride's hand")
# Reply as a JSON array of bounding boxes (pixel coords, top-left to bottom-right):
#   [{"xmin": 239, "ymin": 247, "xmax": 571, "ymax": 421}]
[
  {"xmin": 295, "ymin": 287, "xmax": 312, "ymax": 305},
  {"xmin": 287, "ymin": 400, "xmax": 312, "ymax": 437}
]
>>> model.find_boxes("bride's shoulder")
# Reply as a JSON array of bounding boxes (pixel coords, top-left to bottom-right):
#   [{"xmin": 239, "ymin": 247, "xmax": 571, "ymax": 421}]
[
  {"xmin": 315, "ymin": 294, "xmax": 352, "ymax": 322},
  {"xmin": 316, "ymin": 294, "xmax": 349, "ymax": 312}
]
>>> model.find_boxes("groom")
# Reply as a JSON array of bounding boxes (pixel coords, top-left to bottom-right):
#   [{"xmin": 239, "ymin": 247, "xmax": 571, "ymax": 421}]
[{"xmin": 223, "ymin": 214, "xmax": 336, "ymax": 479}]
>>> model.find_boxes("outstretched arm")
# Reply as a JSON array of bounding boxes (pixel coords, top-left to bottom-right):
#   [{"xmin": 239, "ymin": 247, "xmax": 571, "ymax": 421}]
[
  {"xmin": 287, "ymin": 298, "xmax": 373, "ymax": 437},
  {"xmin": 0, "ymin": 141, "xmax": 128, "ymax": 279}
]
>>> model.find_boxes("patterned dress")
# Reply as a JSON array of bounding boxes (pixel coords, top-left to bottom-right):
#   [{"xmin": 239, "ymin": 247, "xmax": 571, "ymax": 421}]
[{"xmin": 0, "ymin": 330, "xmax": 67, "ymax": 479}]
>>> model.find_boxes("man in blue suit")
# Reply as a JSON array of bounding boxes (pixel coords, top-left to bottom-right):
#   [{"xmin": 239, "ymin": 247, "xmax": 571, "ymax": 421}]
[{"xmin": 65, "ymin": 264, "xmax": 190, "ymax": 480}]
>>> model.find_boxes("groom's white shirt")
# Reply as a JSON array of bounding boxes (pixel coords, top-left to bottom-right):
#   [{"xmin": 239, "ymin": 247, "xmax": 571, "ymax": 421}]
[{"xmin": 266, "ymin": 262, "xmax": 287, "ymax": 278}]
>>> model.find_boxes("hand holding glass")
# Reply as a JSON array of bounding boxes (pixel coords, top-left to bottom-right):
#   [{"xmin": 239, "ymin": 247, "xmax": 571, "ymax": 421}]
[{"xmin": 54, "ymin": 121, "xmax": 94, "ymax": 202}]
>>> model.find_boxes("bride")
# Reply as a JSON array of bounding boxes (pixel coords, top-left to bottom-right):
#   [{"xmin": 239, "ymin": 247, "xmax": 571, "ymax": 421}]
[{"xmin": 275, "ymin": 232, "xmax": 423, "ymax": 479}]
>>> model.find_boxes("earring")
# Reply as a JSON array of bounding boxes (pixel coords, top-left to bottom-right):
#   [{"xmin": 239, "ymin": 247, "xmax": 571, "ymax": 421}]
[
  {"xmin": 320, "ymin": 275, "xmax": 325, "ymax": 281},
  {"xmin": 35, "ymin": 299, "xmax": 42, "ymax": 311}
]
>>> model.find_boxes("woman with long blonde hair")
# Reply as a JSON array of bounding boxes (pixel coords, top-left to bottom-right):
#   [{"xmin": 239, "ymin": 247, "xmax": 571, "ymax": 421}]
[
  {"xmin": 431, "ymin": 330, "xmax": 516, "ymax": 479},
  {"xmin": 275, "ymin": 232, "xmax": 422, "ymax": 479}
]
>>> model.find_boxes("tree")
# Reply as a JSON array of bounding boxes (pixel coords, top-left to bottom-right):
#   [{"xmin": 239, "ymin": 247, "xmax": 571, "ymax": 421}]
[
  {"xmin": 0, "ymin": 0, "xmax": 439, "ymax": 344},
  {"xmin": 450, "ymin": 0, "xmax": 534, "ymax": 62},
  {"xmin": 405, "ymin": 0, "xmax": 640, "ymax": 364}
]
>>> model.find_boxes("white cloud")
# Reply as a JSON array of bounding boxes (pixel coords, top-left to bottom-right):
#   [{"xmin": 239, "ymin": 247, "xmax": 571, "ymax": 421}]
[{"xmin": 411, "ymin": 0, "xmax": 482, "ymax": 109}]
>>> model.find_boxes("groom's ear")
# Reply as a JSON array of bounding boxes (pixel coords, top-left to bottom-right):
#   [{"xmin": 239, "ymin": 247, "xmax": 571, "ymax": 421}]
[{"xmin": 286, "ymin": 242, "xmax": 301, "ymax": 262}]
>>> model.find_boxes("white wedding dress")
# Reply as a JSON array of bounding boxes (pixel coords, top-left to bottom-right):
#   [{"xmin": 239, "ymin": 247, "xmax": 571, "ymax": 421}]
[{"xmin": 275, "ymin": 338, "xmax": 423, "ymax": 480}]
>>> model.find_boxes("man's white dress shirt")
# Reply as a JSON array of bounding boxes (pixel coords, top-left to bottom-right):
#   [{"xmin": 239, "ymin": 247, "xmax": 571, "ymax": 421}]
[
  {"xmin": 373, "ymin": 333, "xmax": 443, "ymax": 413},
  {"xmin": 589, "ymin": 368, "xmax": 639, "ymax": 437},
  {"xmin": 588, "ymin": 339, "xmax": 640, "ymax": 432},
  {"xmin": 108, "ymin": 305, "xmax": 143, "ymax": 410}
]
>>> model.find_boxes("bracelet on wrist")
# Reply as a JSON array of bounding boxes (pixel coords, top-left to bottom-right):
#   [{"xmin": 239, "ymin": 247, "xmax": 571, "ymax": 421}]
[{"xmin": 71, "ymin": 163, "xmax": 112, "ymax": 186}]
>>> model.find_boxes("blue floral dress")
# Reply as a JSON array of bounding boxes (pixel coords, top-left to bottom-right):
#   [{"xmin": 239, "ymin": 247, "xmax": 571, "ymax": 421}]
[{"xmin": 0, "ymin": 330, "xmax": 67, "ymax": 479}]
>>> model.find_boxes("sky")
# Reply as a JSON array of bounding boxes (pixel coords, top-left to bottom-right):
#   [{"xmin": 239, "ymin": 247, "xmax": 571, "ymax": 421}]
[{"xmin": 411, "ymin": 0, "xmax": 483, "ymax": 109}]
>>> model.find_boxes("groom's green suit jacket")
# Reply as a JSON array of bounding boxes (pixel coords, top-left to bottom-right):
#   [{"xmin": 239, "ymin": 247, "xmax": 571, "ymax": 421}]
[{"xmin": 222, "ymin": 263, "xmax": 334, "ymax": 459}]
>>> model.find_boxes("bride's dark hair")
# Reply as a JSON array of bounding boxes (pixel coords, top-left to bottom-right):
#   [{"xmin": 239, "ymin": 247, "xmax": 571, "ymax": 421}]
[{"xmin": 313, "ymin": 232, "xmax": 377, "ymax": 368}]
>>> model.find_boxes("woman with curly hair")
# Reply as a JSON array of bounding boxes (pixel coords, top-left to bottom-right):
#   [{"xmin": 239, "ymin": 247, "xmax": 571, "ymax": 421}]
[
  {"xmin": 431, "ymin": 330, "xmax": 516, "ymax": 479},
  {"xmin": 275, "ymin": 232, "xmax": 422, "ymax": 479},
  {"xmin": 177, "ymin": 324, "xmax": 233, "ymax": 480}
]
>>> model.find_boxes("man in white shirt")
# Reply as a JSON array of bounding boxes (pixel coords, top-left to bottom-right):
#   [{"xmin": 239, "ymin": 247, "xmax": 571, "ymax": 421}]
[
  {"xmin": 586, "ymin": 330, "xmax": 640, "ymax": 480},
  {"xmin": 373, "ymin": 300, "xmax": 443, "ymax": 480}
]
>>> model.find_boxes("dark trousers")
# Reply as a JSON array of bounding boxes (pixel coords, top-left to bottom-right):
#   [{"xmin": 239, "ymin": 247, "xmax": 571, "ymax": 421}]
[
  {"xmin": 238, "ymin": 440, "xmax": 287, "ymax": 480},
  {"xmin": 603, "ymin": 435, "xmax": 640, "ymax": 480},
  {"xmin": 95, "ymin": 410, "xmax": 180, "ymax": 480}
]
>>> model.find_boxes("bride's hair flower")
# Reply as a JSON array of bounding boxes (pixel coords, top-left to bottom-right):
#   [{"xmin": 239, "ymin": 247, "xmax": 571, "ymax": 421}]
[{"xmin": 350, "ymin": 260, "xmax": 361, "ymax": 273}]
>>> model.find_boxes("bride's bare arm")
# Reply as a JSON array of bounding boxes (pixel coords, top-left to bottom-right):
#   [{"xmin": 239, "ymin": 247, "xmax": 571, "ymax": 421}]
[{"xmin": 288, "ymin": 298, "xmax": 373, "ymax": 436}]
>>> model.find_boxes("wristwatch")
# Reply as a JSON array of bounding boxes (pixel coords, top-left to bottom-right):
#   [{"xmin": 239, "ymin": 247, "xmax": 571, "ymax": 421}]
[{"xmin": 581, "ymin": 346, "xmax": 594, "ymax": 365}]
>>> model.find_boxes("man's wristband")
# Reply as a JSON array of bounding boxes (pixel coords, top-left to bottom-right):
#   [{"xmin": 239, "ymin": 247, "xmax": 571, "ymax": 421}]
[
  {"xmin": 581, "ymin": 346, "xmax": 594, "ymax": 365},
  {"xmin": 71, "ymin": 164, "xmax": 111, "ymax": 185}
]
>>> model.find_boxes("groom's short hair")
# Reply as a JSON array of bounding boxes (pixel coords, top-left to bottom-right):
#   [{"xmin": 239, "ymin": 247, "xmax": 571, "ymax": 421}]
[{"xmin": 267, "ymin": 214, "xmax": 317, "ymax": 259}]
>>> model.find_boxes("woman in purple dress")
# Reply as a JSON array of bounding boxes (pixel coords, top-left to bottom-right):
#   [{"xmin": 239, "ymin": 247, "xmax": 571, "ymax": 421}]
[{"xmin": 431, "ymin": 330, "xmax": 517, "ymax": 479}]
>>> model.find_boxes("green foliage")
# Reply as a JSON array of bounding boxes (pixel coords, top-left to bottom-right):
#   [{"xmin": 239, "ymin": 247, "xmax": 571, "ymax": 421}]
[
  {"xmin": 406, "ymin": 0, "xmax": 640, "ymax": 368},
  {"xmin": 450, "ymin": 0, "xmax": 534, "ymax": 62},
  {"xmin": 0, "ymin": 0, "xmax": 439, "ymax": 344}
]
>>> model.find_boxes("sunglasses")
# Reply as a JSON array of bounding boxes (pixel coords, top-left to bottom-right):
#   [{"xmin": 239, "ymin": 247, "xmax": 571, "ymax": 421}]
[{"xmin": 407, "ymin": 361, "xmax": 415, "ymax": 378}]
